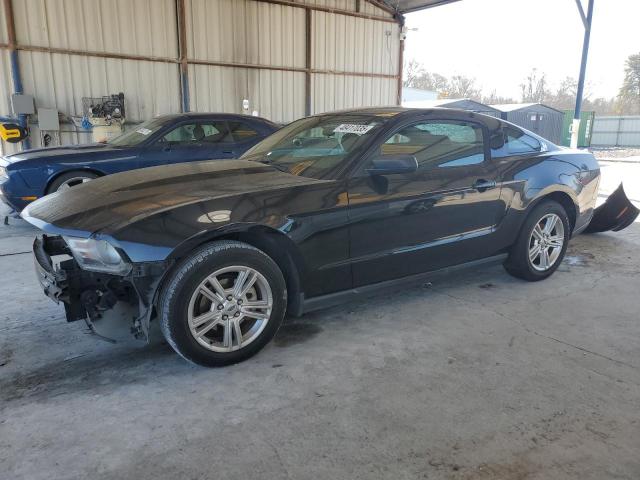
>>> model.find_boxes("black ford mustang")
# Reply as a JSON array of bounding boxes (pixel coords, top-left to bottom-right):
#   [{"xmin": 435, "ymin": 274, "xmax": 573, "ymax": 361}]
[{"xmin": 22, "ymin": 107, "xmax": 631, "ymax": 367}]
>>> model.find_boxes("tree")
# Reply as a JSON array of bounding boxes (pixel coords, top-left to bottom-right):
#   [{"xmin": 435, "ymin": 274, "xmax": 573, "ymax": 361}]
[
  {"xmin": 482, "ymin": 90, "xmax": 516, "ymax": 105},
  {"xmin": 520, "ymin": 68, "xmax": 549, "ymax": 103},
  {"xmin": 617, "ymin": 53, "xmax": 640, "ymax": 114},
  {"xmin": 402, "ymin": 61, "xmax": 480, "ymax": 100},
  {"xmin": 443, "ymin": 75, "xmax": 482, "ymax": 100},
  {"xmin": 401, "ymin": 60, "xmax": 619, "ymax": 115},
  {"xmin": 403, "ymin": 59, "xmax": 425, "ymax": 88}
]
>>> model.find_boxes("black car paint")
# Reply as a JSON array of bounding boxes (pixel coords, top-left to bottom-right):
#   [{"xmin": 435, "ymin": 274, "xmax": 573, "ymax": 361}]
[{"xmin": 23, "ymin": 108, "xmax": 601, "ymax": 342}]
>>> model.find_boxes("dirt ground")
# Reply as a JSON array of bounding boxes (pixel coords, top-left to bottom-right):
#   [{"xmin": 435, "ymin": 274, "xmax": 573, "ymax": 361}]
[{"xmin": 0, "ymin": 160, "xmax": 639, "ymax": 480}]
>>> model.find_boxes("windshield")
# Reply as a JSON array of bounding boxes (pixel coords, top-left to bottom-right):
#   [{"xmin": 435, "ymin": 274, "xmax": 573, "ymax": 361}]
[
  {"xmin": 241, "ymin": 114, "xmax": 386, "ymax": 179},
  {"xmin": 107, "ymin": 117, "xmax": 170, "ymax": 147}
]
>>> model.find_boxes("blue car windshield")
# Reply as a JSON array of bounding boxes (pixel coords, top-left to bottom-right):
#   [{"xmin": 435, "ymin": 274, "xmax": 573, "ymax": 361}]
[
  {"xmin": 241, "ymin": 114, "xmax": 386, "ymax": 179},
  {"xmin": 107, "ymin": 117, "xmax": 169, "ymax": 147}
]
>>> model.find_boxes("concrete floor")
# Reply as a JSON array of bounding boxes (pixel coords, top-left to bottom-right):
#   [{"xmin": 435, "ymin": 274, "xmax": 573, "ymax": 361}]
[{"xmin": 1, "ymin": 161, "xmax": 639, "ymax": 480}]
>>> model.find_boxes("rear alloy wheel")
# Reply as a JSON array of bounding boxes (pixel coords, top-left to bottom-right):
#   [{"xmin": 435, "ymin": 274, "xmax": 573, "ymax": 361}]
[
  {"xmin": 159, "ymin": 241, "xmax": 287, "ymax": 367},
  {"xmin": 504, "ymin": 200, "xmax": 570, "ymax": 281},
  {"xmin": 528, "ymin": 214, "xmax": 565, "ymax": 272},
  {"xmin": 48, "ymin": 171, "xmax": 98, "ymax": 194}
]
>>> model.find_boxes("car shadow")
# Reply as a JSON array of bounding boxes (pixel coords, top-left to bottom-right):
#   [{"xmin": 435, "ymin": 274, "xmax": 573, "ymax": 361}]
[{"xmin": 3, "ymin": 224, "xmax": 636, "ymax": 404}]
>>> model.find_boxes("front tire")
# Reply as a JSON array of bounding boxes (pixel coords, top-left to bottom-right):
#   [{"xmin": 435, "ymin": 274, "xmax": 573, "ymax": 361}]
[
  {"xmin": 47, "ymin": 171, "xmax": 98, "ymax": 194},
  {"xmin": 504, "ymin": 200, "xmax": 570, "ymax": 281},
  {"xmin": 159, "ymin": 241, "xmax": 287, "ymax": 367}
]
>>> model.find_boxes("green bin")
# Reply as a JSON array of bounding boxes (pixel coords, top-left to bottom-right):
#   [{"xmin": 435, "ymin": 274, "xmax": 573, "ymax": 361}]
[{"xmin": 562, "ymin": 110, "xmax": 595, "ymax": 147}]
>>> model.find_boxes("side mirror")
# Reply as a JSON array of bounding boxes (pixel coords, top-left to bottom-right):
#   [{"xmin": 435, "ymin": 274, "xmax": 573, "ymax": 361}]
[{"xmin": 366, "ymin": 155, "xmax": 418, "ymax": 176}]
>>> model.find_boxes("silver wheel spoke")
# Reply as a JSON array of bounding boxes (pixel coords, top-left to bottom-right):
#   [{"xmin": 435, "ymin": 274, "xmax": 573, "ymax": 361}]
[
  {"xmin": 207, "ymin": 276, "xmax": 227, "ymax": 300},
  {"xmin": 532, "ymin": 225, "xmax": 544, "ymax": 241},
  {"xmin": 195, "ymin": 315, "xmax": 222, "ymax": 338},
  {"xmin": 233, "ymin": 318, "xmax": 243, "ymax": 348},
  {"xmin": 238, "ymin": 272, "xmax": 258, "ymax": 298},
  {"xmin": 199, "ymin": 284, "xmax": 223, "ymax": 304},
  {"xmin": 231, "ymin": 269, "xmax": 253, "ymax": 298},
  {"xmin": 544, "ymin": 215, "xmax": 558, "ymax": 234},
  {"xmin": 539, "ymin": 248, "xmax": 550, "ymax": 269},
  {"xmin": 192, "ymin": 310, "xmax": 219, "ymax": 328},
  {"xmin": 223, "ymin": 320, "xmax": 233, "ymax": 347},
  {"xmin": 548, "ymin": 235, "xmax": 563, "ymax": 248},
  {"xmin": 529, "ymin": 244, "xmax": 541, "ymax": 261},
  {"xmin": 241, "ymin": 306, "xmax": 269, "ymax": 320}
]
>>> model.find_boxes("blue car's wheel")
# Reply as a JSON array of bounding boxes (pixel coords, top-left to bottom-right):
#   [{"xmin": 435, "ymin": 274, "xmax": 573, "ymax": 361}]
[{"xmin": 47, "ymin": 171, "xmax": 98, "ymax": 194}]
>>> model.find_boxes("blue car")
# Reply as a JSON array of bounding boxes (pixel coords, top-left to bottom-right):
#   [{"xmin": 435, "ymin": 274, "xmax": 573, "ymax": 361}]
[{"xmin": 0, "ymin": 113, "xmax": 279, "ymax": 212}]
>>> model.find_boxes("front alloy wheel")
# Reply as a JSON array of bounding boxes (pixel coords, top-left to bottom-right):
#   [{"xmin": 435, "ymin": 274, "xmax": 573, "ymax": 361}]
[
  {"xmin": 159, "ymin": 240, "xmax": 287, "ymax": 367},
  {"xmin": 187, "ymin": 266, "xmax": 273, "ymax": 352}
]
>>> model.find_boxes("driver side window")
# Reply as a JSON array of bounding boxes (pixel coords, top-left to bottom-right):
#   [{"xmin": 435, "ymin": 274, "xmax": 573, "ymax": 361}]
[{"xmin": 381, "ymin": 121, "xmax": 486, "ymax": 170}]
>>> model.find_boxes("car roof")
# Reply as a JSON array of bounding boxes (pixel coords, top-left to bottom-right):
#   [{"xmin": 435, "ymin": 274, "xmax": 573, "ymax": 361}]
[
  {"xmin": 313, "ymin": 106, "xmax": 487, "ymax": 118},
  {"xmin": 153, "ymin": 112, "xmax": 278, "ymax": 126}
]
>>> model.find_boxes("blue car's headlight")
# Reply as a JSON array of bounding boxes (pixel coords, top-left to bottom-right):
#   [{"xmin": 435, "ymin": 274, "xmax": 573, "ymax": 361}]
[
  {"xmin": 0, "ymin": 165, "xmax": 6, "ymax": 179},
  {"xmin": 63, "ymin": 237, "xmax": 131, "ymax": 275}
]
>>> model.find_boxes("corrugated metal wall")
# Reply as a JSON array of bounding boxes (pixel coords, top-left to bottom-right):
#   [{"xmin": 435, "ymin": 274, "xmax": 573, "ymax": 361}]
[
  {"xmin": 1, "ymin": 0, "xmax": 401, "ymax": 153},
  {"xmin": 591, "ymin": 116, "xmax": 640, "ymax": 147},
  {"xmin": 13, "ymin": 0, "xmax": 178, "ymax": 57}
]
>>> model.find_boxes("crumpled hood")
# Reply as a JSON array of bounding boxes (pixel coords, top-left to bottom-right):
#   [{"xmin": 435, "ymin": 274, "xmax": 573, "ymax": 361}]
[
  {"xmin": 4, "ymin": 143, "xmax": 131, "ymax": 167},
  {"xmin": 22, "ymin": 159, "xmax": 326, "ymax": 236}
]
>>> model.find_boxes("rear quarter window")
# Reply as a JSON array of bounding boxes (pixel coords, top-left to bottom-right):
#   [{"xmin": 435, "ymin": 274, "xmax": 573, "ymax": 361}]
[{"xmin": 492, "ymin": 127, "xmax": 542, "ymax": 158}]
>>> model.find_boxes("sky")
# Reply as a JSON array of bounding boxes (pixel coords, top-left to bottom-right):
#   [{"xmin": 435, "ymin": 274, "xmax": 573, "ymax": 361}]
[{"xmin": 404, "ymin": 0, "xmax": 640, "ymax": 100}]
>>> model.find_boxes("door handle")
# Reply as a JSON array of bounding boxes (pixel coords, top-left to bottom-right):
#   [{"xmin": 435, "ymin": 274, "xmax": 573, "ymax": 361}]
[
  {"xmin": 473, "ymin": 179, "xmax": 497, "ymax": 192},
  {"xmin": 222, "ymin": 150, "xmax": 234, "ymax": 155}
]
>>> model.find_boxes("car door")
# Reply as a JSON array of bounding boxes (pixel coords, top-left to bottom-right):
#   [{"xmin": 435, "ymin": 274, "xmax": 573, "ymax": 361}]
[
  {"xmin": 139, "ymin": 120, "xmax": 236, "ymax": 167},
  {"xmin": 347, "ymin": 117, "xmax": 508, "ymax": 287}
]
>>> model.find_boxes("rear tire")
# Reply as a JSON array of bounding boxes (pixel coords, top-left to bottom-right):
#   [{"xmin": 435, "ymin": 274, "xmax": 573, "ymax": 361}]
[
  {"xmin": 159, "ymin": 240, "xmax": 287, "ymax": 367},
  {"xmin": 47, "ymin": 171, "xmax": 98, "ymax": 194},
  {"xmin": 504, "ymin": 200, "xmax": 570, "ymax": 282}
]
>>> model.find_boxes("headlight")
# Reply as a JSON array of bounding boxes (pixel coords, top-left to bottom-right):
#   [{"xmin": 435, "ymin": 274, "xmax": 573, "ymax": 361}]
[
  {"xmin": 63, "ymin": 237, "xmax": 131, "ymax": 275},
  {"xmin": 0, "ymin": 166, "xmax": 6, "ymax": 178}
]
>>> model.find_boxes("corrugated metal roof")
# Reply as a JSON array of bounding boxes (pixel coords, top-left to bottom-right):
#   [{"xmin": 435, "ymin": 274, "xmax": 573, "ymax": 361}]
[
  {"xmin": 404, "ymin": 98, "xmax": 501, "ymax": 113},
  {"xmin": 491, "ymin": 103, "xmax": 564, "ymax": 114},
  {"xmin": 381, "ymin": 0, "xmax": 462, "ymax": 13}
]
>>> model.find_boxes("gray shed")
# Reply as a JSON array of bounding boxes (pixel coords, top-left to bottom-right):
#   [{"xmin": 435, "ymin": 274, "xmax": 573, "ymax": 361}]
[
  {"xmin": 490, "ymin": 103, "xmax": 564, "ymax": 144},
  {"xmin": 404, "ymin": 98, "xmax": 502, "ymax": 118}
]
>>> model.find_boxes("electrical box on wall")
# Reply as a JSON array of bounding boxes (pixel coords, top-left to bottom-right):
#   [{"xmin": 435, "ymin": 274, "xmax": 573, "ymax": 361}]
[
  {"xmin": 38, "ymin": 108, "xmax": 61, "ymax": 147},
  {"xmin": 11, "ymin": 94, "xmax": 35, "ymax": 115},
  {"xmin": 37, "ymin": 108, "xmax": 60, "ymax": 131}
]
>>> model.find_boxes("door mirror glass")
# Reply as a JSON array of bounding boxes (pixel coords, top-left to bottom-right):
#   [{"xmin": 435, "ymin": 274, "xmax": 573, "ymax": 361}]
[{"xmin": 366, "ymin": 155, "xmax": 418, "ymax": 176}]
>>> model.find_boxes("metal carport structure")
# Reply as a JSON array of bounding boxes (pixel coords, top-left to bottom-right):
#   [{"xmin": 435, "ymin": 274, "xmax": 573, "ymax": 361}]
[{"xmin": 383, "ymin": 0, "xmax": 596, "ymax": 148}]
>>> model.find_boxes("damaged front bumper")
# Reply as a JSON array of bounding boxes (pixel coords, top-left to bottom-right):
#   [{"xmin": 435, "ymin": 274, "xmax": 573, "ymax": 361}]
[
  {"xmin": 585, "ymin": 183, "xmax": 640, "ymax": 233},
  {"xmin": 33, "ymin": 235, "xmax": 165, "ymax": 343}
]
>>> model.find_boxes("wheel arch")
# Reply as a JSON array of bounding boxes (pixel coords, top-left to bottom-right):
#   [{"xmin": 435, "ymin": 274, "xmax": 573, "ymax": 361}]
[
  {"xmin": 45, "ymin": 168, "xmax": 105, "ymax": 194},
  {"xmin": 536, "ymin": 190, "xmax": 577, "ymax": 231},
  {"xmin": 158, "ymin": 224, "xmax": 307, "ymax": 316}
]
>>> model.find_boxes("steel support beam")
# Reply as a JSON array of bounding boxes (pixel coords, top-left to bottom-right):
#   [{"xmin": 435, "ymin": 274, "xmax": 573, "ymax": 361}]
[
  {"xmin": 0, "ymin": 43, "xmax": 399, "ymax": 80},
  {"xmin": 2, "ymin": 0, "xmax": 30, "ymax": 150},
  {"xmin": 571, "ymin": 0, "xmax": 594, "ymax": 149},
  {"xmin": 252, "ymin": 0, "xmax": 398, "ymax": 23},
  {"xmin": 574, "ymin": 0, "xmax": 587, "ymax": 28},
  {"xmin": 176, "ymin": 0, "xmax": 190, "ymax": 112},
  {"xmin": 397, "ymin": 18, "xmax": 405, "ymax": 105},
  {"xmin": 305, "ymin": 8, "xmax": 312, "ymax": 116}
]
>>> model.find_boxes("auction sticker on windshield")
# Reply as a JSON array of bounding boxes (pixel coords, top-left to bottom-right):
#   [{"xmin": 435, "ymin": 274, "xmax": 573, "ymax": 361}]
[{"xmin": 334, "ymin": 124, "xmax": 375, "ymax": 135}]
